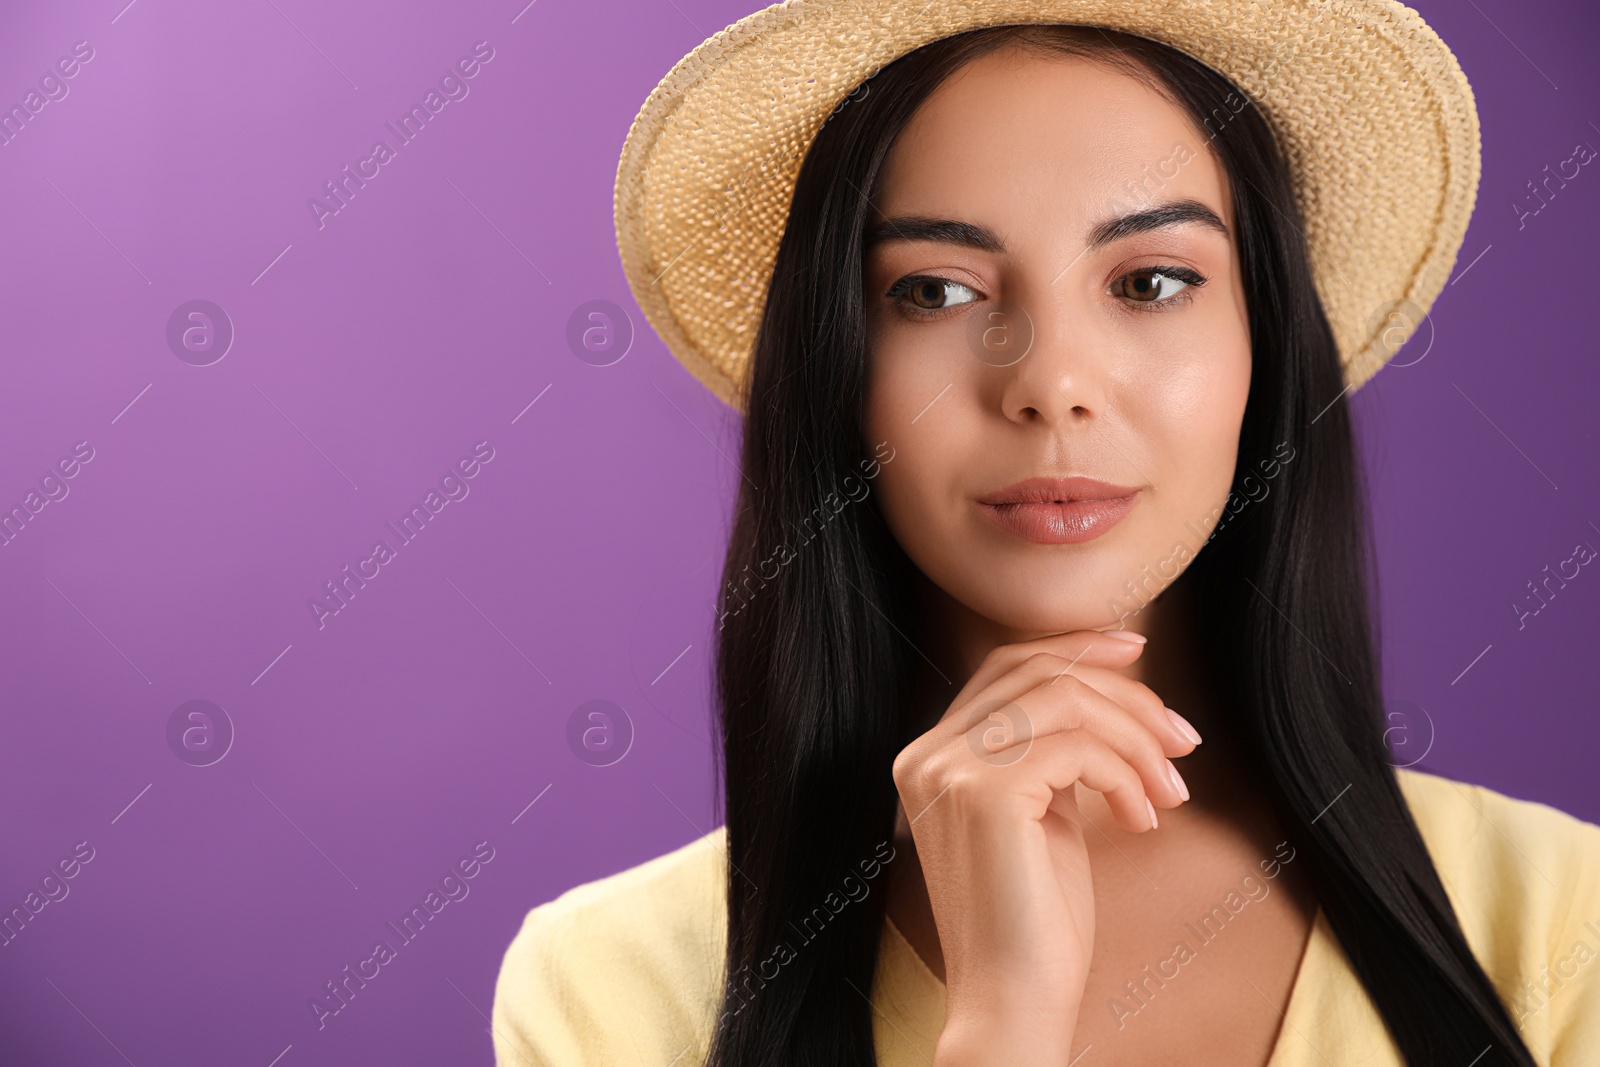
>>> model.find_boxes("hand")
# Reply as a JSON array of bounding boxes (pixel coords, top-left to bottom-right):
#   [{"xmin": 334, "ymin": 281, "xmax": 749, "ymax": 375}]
[{"xmin": 890, "ymin": 629, "xmax": 1200, "ymax": 1065}]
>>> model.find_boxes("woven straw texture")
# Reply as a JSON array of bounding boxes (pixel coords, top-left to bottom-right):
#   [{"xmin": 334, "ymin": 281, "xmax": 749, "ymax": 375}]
[{"xmin": 614, "ymin": 0, "xmax": 1481, "ymax": 415}]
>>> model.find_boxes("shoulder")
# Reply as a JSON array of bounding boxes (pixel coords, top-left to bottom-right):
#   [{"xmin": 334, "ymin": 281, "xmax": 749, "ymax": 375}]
[
  {"xmin": 491, "ymin": 826, "xmax": 729, "ymax": 1066},
  {"xmin": 1395, "ymin": 767, "xmax": 1600, "ymax": 927},
  {"xmin": 1395, "ymin": 767, "xmax": 1600, "ymax": 1059}
]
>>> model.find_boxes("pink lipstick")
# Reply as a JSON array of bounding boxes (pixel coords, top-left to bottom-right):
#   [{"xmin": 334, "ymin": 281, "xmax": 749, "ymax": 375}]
[{"xmin": 977, "ymin": 476, "xmax": 1140, "ymax": 545}]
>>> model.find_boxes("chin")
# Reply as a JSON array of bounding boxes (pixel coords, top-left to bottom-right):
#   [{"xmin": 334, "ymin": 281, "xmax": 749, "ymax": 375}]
[{"xmin": 954, "ymin": 567, "xmax": 1165, "ymax": 636}]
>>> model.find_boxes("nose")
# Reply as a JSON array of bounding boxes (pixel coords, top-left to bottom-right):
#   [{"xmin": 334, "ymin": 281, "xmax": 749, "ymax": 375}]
[{"xmin": 993, "ymin": 290, "xmax": 1110, "ymax": 427}]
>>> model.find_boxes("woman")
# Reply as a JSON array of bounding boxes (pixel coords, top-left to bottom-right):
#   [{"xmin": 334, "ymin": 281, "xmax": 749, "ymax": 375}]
[{"xmin": 494, "ymin": 4, "xmax": 1600, "ymax": 1065}]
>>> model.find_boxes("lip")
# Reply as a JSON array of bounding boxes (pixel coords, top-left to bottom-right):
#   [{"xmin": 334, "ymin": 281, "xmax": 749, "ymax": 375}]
[{"xmin": 977, "ymin": 476, "xmax": 1140, "ymax": 545}]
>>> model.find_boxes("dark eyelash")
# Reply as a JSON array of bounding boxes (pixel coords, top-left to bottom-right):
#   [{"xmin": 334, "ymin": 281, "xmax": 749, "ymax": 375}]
[
  {"xmin": 883, "ymin": 266, "xmax": 1208, "ymax": 320},
  {"xmin": 883, "ymin": 274, "xmax": 979, "ymax": 319},
  {"xmin": 1116, "ymin": 265, "xmax": 1208, "ymax": 311}
]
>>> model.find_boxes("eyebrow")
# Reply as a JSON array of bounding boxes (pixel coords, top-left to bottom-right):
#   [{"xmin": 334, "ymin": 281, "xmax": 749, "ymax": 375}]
[{"xmin": 862, "ymin": 198, "xmax": 1230, "ymax": 254}]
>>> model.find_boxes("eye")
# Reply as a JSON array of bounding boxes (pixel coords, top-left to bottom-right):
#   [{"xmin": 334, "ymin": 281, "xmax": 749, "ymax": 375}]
[
  {"xmin": 885, "ymin": 275, "xmax": 981, "ymax": 315},
  {"xmin": 1114, "ymin": 265, "xmax": 1206, "ymax": 307}
]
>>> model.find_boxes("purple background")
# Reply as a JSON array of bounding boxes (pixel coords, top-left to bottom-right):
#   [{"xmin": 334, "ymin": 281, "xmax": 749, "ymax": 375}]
[{"xmin": 0, "ymin": 0, "xmax": 1595, "ymax": 1063}]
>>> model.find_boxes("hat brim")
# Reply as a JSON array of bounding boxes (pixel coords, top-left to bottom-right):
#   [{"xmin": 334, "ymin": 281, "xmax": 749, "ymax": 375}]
[{"xmin": 615, "ymin": 0, "xmax": 1481, "ymax": 414}]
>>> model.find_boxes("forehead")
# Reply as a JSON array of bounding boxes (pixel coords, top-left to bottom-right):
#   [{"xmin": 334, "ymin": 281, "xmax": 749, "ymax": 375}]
[{"xmin": 873, "ymin": 46, "xmax": 1233, "ymax": 235}]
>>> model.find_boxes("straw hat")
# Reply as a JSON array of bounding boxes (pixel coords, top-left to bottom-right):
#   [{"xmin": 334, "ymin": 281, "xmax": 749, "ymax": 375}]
[{"xmin": 613, "ymin": 0, "xmax": 1480, "ymax": 415}]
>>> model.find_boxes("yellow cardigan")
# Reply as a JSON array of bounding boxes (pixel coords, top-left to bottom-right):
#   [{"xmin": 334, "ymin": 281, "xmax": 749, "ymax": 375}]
[{"xmin": 491, "ymin": 768, "xmax": 1600, "ymax": 1064}]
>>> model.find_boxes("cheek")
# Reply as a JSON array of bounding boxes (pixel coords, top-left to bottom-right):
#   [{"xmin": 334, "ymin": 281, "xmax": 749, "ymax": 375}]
[
  {"xmin": 863, "ymin": 360, "xmax": 975, "ymax": 563},
  {"xmin": 1162, "ymin": 348, "xmax": 1249, "ymax": 444},
  {"xmin": 865, "ymin": 322, "xmax": 966, "ymax": 420},
  {"xmin": 864, "ymin": 328, "xmax": 971, "ymax": 477},
  {"xmin": 1143, "ymin": 322, "xmax": 1252, "ymax": 514},
  {"xmin": 1105, "ymin": 303, "xmax": 1249, "ymax": 528},
  {"xmin": 865, "ymin": 410, "xmax": 957, "ymax": 538}
]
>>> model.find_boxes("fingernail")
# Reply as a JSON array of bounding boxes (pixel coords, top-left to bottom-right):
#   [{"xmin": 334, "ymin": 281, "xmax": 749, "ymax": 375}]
[
  {"xmin": 1145, "ymin": 796, "xmax": 1159, "ymax": 829},
  {"xmin": 1166, "ymin": 707, "xmax": 1203, "ymax": 745},
  {"xmin": 1166, "ymin": 758, "xmax": 1190, "ymax": 802},
  {"xmin": 1103, "ymin": 629, "xmax": 1147, "ymax": 644}
]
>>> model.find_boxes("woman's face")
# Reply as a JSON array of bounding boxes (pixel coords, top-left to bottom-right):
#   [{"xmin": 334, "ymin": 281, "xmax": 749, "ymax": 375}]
[{"xmin": 862, "ymin": 46, "xmax": 1252, "ymax": 635}]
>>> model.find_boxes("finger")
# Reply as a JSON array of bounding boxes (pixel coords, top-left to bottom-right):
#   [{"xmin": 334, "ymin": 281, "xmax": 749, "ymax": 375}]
[
  {"xmin": 999, "ymin": 727, "xmax": 1160, "ymax": 833},
  {"xmin": 941, "ymin": 648, "xmax": 1187, "ymax": 764},
  {"xmin": 1042, "ymin": 663, "xmax": 1198, "ymax": 759},
  {"xmin": 972, "ymin": 674, "xmax": 1187, "ymax": 809},
  {"xmin": 937, "ymin": 633, "xmax": 1145, "ymax": 733},
  {"xmin": 948, "ymin": 629, "xmax": 1146, "ymax": 711}
]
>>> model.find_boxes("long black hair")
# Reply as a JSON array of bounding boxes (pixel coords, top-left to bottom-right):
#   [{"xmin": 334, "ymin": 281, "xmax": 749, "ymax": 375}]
[{"xmin": 707, "ymin": 24, "xmax": 1535, "ymax": 1067}]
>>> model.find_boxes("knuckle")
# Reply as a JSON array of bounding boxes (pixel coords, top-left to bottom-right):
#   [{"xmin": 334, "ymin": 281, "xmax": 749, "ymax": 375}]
[
  {"xmin": 1054, "ymin": 671, "xmax": 1086, "ymax": 698},
  {"xmin": 1026, "ymin": 691, "xmax": 1077, "ymax": 732},
  {"xmin": 1130, "ymin": 730, "xmax": 1166, "ymax": 769},
  {"xmin": 1088, "ymin": 739, "xmax": 1134, "ymax": 784},
  {"xmin": 978, "ymin": 644, "xmax": 1013, "ymax": 672},
  {"xmin": 915, "ymin": 744, "xmax": 955, "ymax": 788},
  {"xmin": 943, "ymin": 762, "xmax": 986, "ymax": 802},
  {"xmin": 1113, "ymin": 762, "xmax": 1145, "ymax": 799},
  {"xmin": 892, "ymin": 743, "xmax": 931, "ymax": 788},
  {"xmin": 1086, "ymin": 728, "xmax": 1127, "ymax": 771},
  {"xmin": 1057, "ymin": 723, "xmax": 1094, "ymax": 751},
  {"xmin": 1130, "ymin": 682, "xmax": 1166, "ymax": 716},
  {"xmin": 1023, "ymin": 651, "xmax": 1066, "ymax": 673}
]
